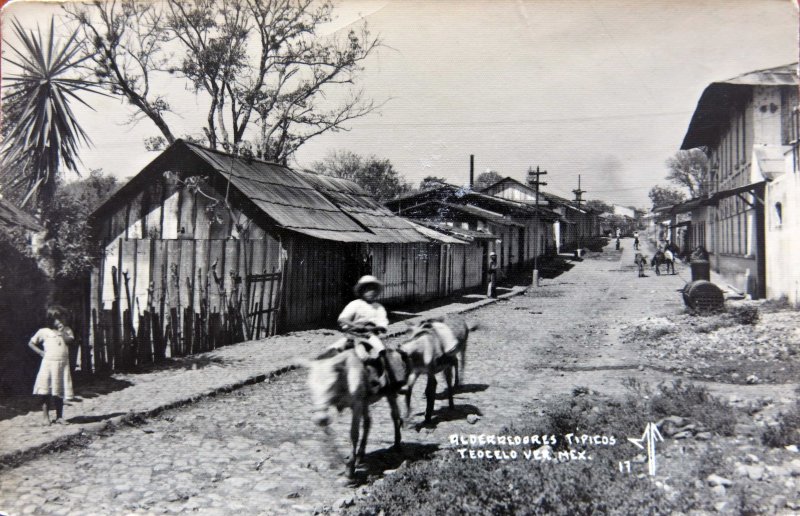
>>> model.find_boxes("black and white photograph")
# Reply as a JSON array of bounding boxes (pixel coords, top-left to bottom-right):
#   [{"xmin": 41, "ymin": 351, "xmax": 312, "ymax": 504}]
[{"xmin": 0, "ymin": 0, "xmax": 798, "ymax": 514}]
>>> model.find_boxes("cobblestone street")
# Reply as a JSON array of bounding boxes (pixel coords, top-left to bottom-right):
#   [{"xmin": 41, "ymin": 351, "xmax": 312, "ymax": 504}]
[{"xmin": 1, "ymin": 240, "xmax": 796, "ymax": 515}]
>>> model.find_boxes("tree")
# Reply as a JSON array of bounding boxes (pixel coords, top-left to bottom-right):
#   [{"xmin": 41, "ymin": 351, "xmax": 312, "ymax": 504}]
[
  {"xmin": 665, "ymin": 148, "xmax": 710, "ymax": 198},
  {"xmin": 473, "ymin": 170, "xmax": 503, "ymax": 191},
  {"xmin": 648, "ymin": 185, "xmax": 686, "ymax": 210},
  {"xmin": 311, "ymin": 150, "xmax": 411, "ymax": 202},
  {"xmin": 66, "ymin": 0, "xmax": 381, "ymax": 163},
  {"xmin": 585, "ymin": 199, "xmax": 613, "ymax": 214},
  {"xmin": 41, "ymin": 170, "xmax": 119, "ymax": 280},
  {"xmin": 0, "ymin": 18, "xmax": 105, "ymax": 206},
  {"xmin": 419, "ymin": 175, "xmax": 448, "ymax": 190}
]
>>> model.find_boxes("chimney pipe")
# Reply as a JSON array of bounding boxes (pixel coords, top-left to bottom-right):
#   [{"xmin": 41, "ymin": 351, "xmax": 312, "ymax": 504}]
[{"xmin": 470, "ymin": 155, "xmax": 474, "ymax": 188}]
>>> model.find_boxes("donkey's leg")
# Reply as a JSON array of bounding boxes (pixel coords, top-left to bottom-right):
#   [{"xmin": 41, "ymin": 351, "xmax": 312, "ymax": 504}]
[
  {"xmin": 404, "ymin": 372, "xmax": 418, "ymax": 422},
  {"xmin": 348, "ymin": 404, "xmax": 361, "ymax": 477},
  {"xmin": 387, "ymin": 394, "xmax": 402, "ymax": 450},
  {"xmin": 424, "ymin": 373, "xmax": 437, "ymax": 423},
  {"xmin": 443, "ymin": 364, "xmax": 455, "ymax": 410},
  {"xmin": 357, "ymin": 405, "xmax": 371, "ymax": 461}
]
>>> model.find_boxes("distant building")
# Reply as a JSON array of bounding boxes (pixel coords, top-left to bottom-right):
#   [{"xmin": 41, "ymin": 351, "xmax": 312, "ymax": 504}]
[
  {"xmin": 384, "ymin": 181, "xmax": 559, "ymax": 273},
  {"xmin": 479, "ymin": 177, "xmax": 600, "ymax": 252},
  {"xmin": 678, "ymin": 63, "xmax": 798, "ymax": 300}
]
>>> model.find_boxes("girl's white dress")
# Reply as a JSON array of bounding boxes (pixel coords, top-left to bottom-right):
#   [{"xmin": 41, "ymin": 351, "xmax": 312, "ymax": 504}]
[{"xmin": 31, "ymin": 328, "xmax": 74, "ymax": 399}]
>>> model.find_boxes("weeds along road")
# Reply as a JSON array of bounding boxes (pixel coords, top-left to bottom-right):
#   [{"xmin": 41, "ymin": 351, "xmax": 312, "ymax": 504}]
[{"xmin": 1, "ymin": 240, "xmax": 713, "ymax": 515}]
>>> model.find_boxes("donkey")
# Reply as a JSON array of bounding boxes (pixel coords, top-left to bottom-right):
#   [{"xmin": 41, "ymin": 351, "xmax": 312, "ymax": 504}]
[
  {"xmin": 399, "ymin": 316, "xmax": 469, "ymax": 424},
  {"xmin": 306, "ymin": 347, "xmax": 407, "ymax": 478},
  {"xmin": 651, "ymin": 249, "xmax": 675, "ymax": 276},
  {"xmin": 634, "ymin": 253, "xmax": 647, "ymax": 277}
]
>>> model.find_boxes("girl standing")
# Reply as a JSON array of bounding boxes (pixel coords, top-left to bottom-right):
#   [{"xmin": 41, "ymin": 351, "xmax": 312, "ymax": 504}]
[{"xmin": 29, "ymin": 306, "xmax": 74, "ymax": 425}]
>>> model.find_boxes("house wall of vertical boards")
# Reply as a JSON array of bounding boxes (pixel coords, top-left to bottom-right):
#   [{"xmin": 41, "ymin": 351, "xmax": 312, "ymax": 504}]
[
  {"xmin": 86, "ymin": 141, "xmax": 487, "ymax": 374},
  {"xmin": 682, "ymin": 65, "xmax": 798, "ymax": 299}
]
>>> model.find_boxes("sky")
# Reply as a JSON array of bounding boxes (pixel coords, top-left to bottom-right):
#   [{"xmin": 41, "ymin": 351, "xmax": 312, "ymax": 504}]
[{"xmin": 1, "ymin": 0, "xmax": 797, "ymax": 208}]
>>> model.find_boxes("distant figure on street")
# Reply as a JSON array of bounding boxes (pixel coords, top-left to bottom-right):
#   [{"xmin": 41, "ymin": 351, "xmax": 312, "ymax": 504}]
[
  {"xmin": 634, "ymin": 253, "xmax": 647, "ymax": 277},
  {"xmin": 691, "ymin": 245, "xmax": 710, "ymax": 262},
  {"xmin": 615, "ymin": 237, "xmax": 621, "ymax": 251},
  {"xmin": 615, "ymin": 227, "xmax": 621, "ymax": 239},
  {"xmin": 29, "ymin": 306, "xmax": 74, "ymax": 425},
  {"xmin": 633, "ymin": 231, "xmax": 640, "ymax": 250},
  {"xmin": 487, "ymin": 252, "xmax": 498, "ymax": 298}
]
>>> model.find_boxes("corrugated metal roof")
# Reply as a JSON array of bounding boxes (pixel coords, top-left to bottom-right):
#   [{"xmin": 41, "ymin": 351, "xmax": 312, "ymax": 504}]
[
  {"xmin": 682, "ymin": 63, "xmax": 798, "ymax": 150},
  {"xmin": 185, "ymin": 144, "xmax": 366, "ymax": 234},
  {"xmin": 413, "ymin": 221, "xmax": 497, "ymax": 241},
  {"xmin": 403, "ymin": 220, "xmax": 467, "ymax": 244},
  {"xmin": 296, "ymin": 171, "xmax": 428, "ymax": 243},
  {"xmin": 720, "ymin": 63, "xmax": 798, "ymax": 86},
  {"xmin": 0, "ymin": 197, "xmax": 43, "ymax": 233},
  {"xmin": 92, "ymin": 140, "xmax": 429, "ymax": 244}
]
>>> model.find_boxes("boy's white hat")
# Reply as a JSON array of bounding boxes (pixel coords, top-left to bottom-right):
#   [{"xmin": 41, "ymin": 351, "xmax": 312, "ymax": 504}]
[{"xmin": 354, "ymin": 275, "xmax": 383, "ymax": 295}]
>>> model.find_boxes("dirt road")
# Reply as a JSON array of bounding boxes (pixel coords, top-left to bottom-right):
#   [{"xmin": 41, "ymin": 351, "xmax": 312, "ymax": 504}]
[{"xmin": 0, "ymin": 239, "xmax": 794, "ymax": 515}]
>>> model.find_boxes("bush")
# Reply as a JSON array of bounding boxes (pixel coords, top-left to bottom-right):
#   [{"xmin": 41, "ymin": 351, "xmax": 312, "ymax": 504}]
[
  {"xmin": 762, "ymin": 402, "xmax": 800, "ymax": 448},
  {"xmin": 728, "ymin": 304, "xmax": 760, "ymax": 325},
  {"xmin": 647, "ymin": 380, "xmax": 738, "ymax": 436},
  {"xmin": 350, "ymin": 434, "xmax": 677, "ymax": 516}
]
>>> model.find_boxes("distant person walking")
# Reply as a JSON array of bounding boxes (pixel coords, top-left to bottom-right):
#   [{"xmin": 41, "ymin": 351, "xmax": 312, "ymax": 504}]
[
  {"xmin": 487, "ymin": 252, "xmax": 498, "ymax": 298},
  {"xmin": 633, "ymin": 231, "xmax": 640, "ymax": 250},
  {"xmin": 615, "ymin": 227, "xmax": 621, "ymax": 239},
  {"xmin": 29, "ymin": 306, "xmax": 74, "ymax": 425}
]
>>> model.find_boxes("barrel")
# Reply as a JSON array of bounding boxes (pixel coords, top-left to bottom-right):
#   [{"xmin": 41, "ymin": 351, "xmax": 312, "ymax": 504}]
[
  {"xmin": 690, "ymin": 260, "xmax": 711, "ymax": 282},
  {"xmin": 682, "ymin": 280, "xmax": 724, "ymax": 312}
]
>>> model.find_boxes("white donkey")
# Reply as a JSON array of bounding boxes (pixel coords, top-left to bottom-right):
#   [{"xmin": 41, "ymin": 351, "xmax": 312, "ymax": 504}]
[
  {"xmin": 306, "ymin": 346, "xmax": 406, "ymax": 478},
  {"xmin": 399, "ymin": 316, "xmax": 469, "ymax": 424}
]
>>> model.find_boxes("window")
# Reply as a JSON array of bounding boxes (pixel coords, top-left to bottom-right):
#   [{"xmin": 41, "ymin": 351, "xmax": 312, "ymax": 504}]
[{"xmin": 775, "ymin": 202, "xmax": 783, "ymax": 227}]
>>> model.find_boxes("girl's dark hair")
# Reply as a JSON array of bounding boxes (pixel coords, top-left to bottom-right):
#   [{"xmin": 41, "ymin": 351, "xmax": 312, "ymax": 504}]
[{"xmin": 45, "ymin": 306, "xmax": 68, "ymax": 329}]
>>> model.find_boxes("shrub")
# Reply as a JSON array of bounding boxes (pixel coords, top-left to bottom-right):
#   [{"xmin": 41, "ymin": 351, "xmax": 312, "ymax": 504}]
[
  {"xmin": 347, "ymin": 386, "xmax": 741, "ymax": 516},
  {"xmin": 762, "ymin": 404, "xmax": 800, "ymax": 448},
  {"xmin": 728, "ymin": 304, "xmax": 760, "ymax": 325},
  {"xmin": 648, "ymin": 381, "xmax": 737, "ymax": 436}
]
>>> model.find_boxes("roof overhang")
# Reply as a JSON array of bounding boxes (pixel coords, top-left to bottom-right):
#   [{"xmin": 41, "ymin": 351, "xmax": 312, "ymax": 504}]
[
  {"xmin": 681, "ymin": 64, "xmax": 798, "ymax": 150},
  {"xmin": 704, "ymin": 181, "xmax": 766, "ymax": 208}
]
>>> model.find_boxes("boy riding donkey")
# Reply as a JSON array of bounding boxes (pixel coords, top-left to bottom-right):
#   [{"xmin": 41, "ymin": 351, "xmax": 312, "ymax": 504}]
[{"xmin": 323, "ymin": 276, "xmax": 402, "ymax": 394}]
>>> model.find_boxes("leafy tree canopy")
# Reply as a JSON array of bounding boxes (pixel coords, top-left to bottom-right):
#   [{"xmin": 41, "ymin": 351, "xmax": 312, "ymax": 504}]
[
  {"xmin": 648, "ymin": 185, "xmax": 686, "ymax": 211},
  {"xmin": 42, "ymin": 170, "xmax": 119, "ymax": 280},
  {"xmin": 473, "ymin": 170, "xmax": 503, "ymax": 191},
  {"xmin": 419, "ymin": 175, "xmax": 448, "ymax": 191},
  {"xmin": 585, "ymin": 199, "xmax": 613, "ymax": 214},
  {"xmin": 665, "ymin": 148, "xmax": 710, "ymax": 198},
  {"xmin": 311, "ymin": 150, "xmax": 411, "ymax": 202}
]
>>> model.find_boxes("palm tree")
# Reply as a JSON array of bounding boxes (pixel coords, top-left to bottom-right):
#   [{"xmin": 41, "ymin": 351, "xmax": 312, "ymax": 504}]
[{"xmin": 1, "ymin": 17, "xmax": 104, "ymax": 206}]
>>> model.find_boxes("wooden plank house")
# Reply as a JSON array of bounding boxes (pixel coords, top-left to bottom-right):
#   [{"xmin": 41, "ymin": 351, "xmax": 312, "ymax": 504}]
[
  {"xmin": 87, "ymin": 140, "xmax": 484, "ymax": 372},
  {"xmin": 385, "ymin": 183, "xmax": 559, "ymax": 275}
]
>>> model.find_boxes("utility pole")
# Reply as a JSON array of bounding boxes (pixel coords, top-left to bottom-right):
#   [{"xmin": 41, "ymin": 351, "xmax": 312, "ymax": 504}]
[
  {"xmin": 573, "ymin": 175, "xmax": 586, "ymax": 257},
  {"xmin": 527, "ymin": 166, "xmax": 547, "ymax": 287}
]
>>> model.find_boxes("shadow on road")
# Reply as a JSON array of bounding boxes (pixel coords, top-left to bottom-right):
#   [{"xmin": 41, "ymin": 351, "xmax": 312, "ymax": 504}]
[
  {"xmin": 411, "ymin": 403, "xmax": 483, "ymax": 431},
  {"xmin": 0, "ymin": 375, "xmax": 134, "ymax": 422},
  {"xmin": 435, "ymin": 383, "xmax": 489, "ymax": 399},
  {"xmin": 67, "ymin": 412, "xmax": 127, "ymax": 424},
  {"xmin": 351, "ymin": 442, "xmax": 440, "ymax": 486}
]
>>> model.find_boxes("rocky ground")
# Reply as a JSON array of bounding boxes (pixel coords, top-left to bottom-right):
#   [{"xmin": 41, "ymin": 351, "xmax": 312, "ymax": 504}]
[
  {"xmin": 622, "ymin": 300, "xmax": 800, "ymax": 384},
  {"xmin": 0, "ymin": 238, "xmax": 798, "ymax": 515}
]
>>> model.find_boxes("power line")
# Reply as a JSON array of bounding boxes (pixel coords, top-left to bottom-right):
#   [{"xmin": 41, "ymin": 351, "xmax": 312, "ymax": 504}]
[{"xmin": 348, "ymin": 110, "xmax": 694, "ymax": 127}]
